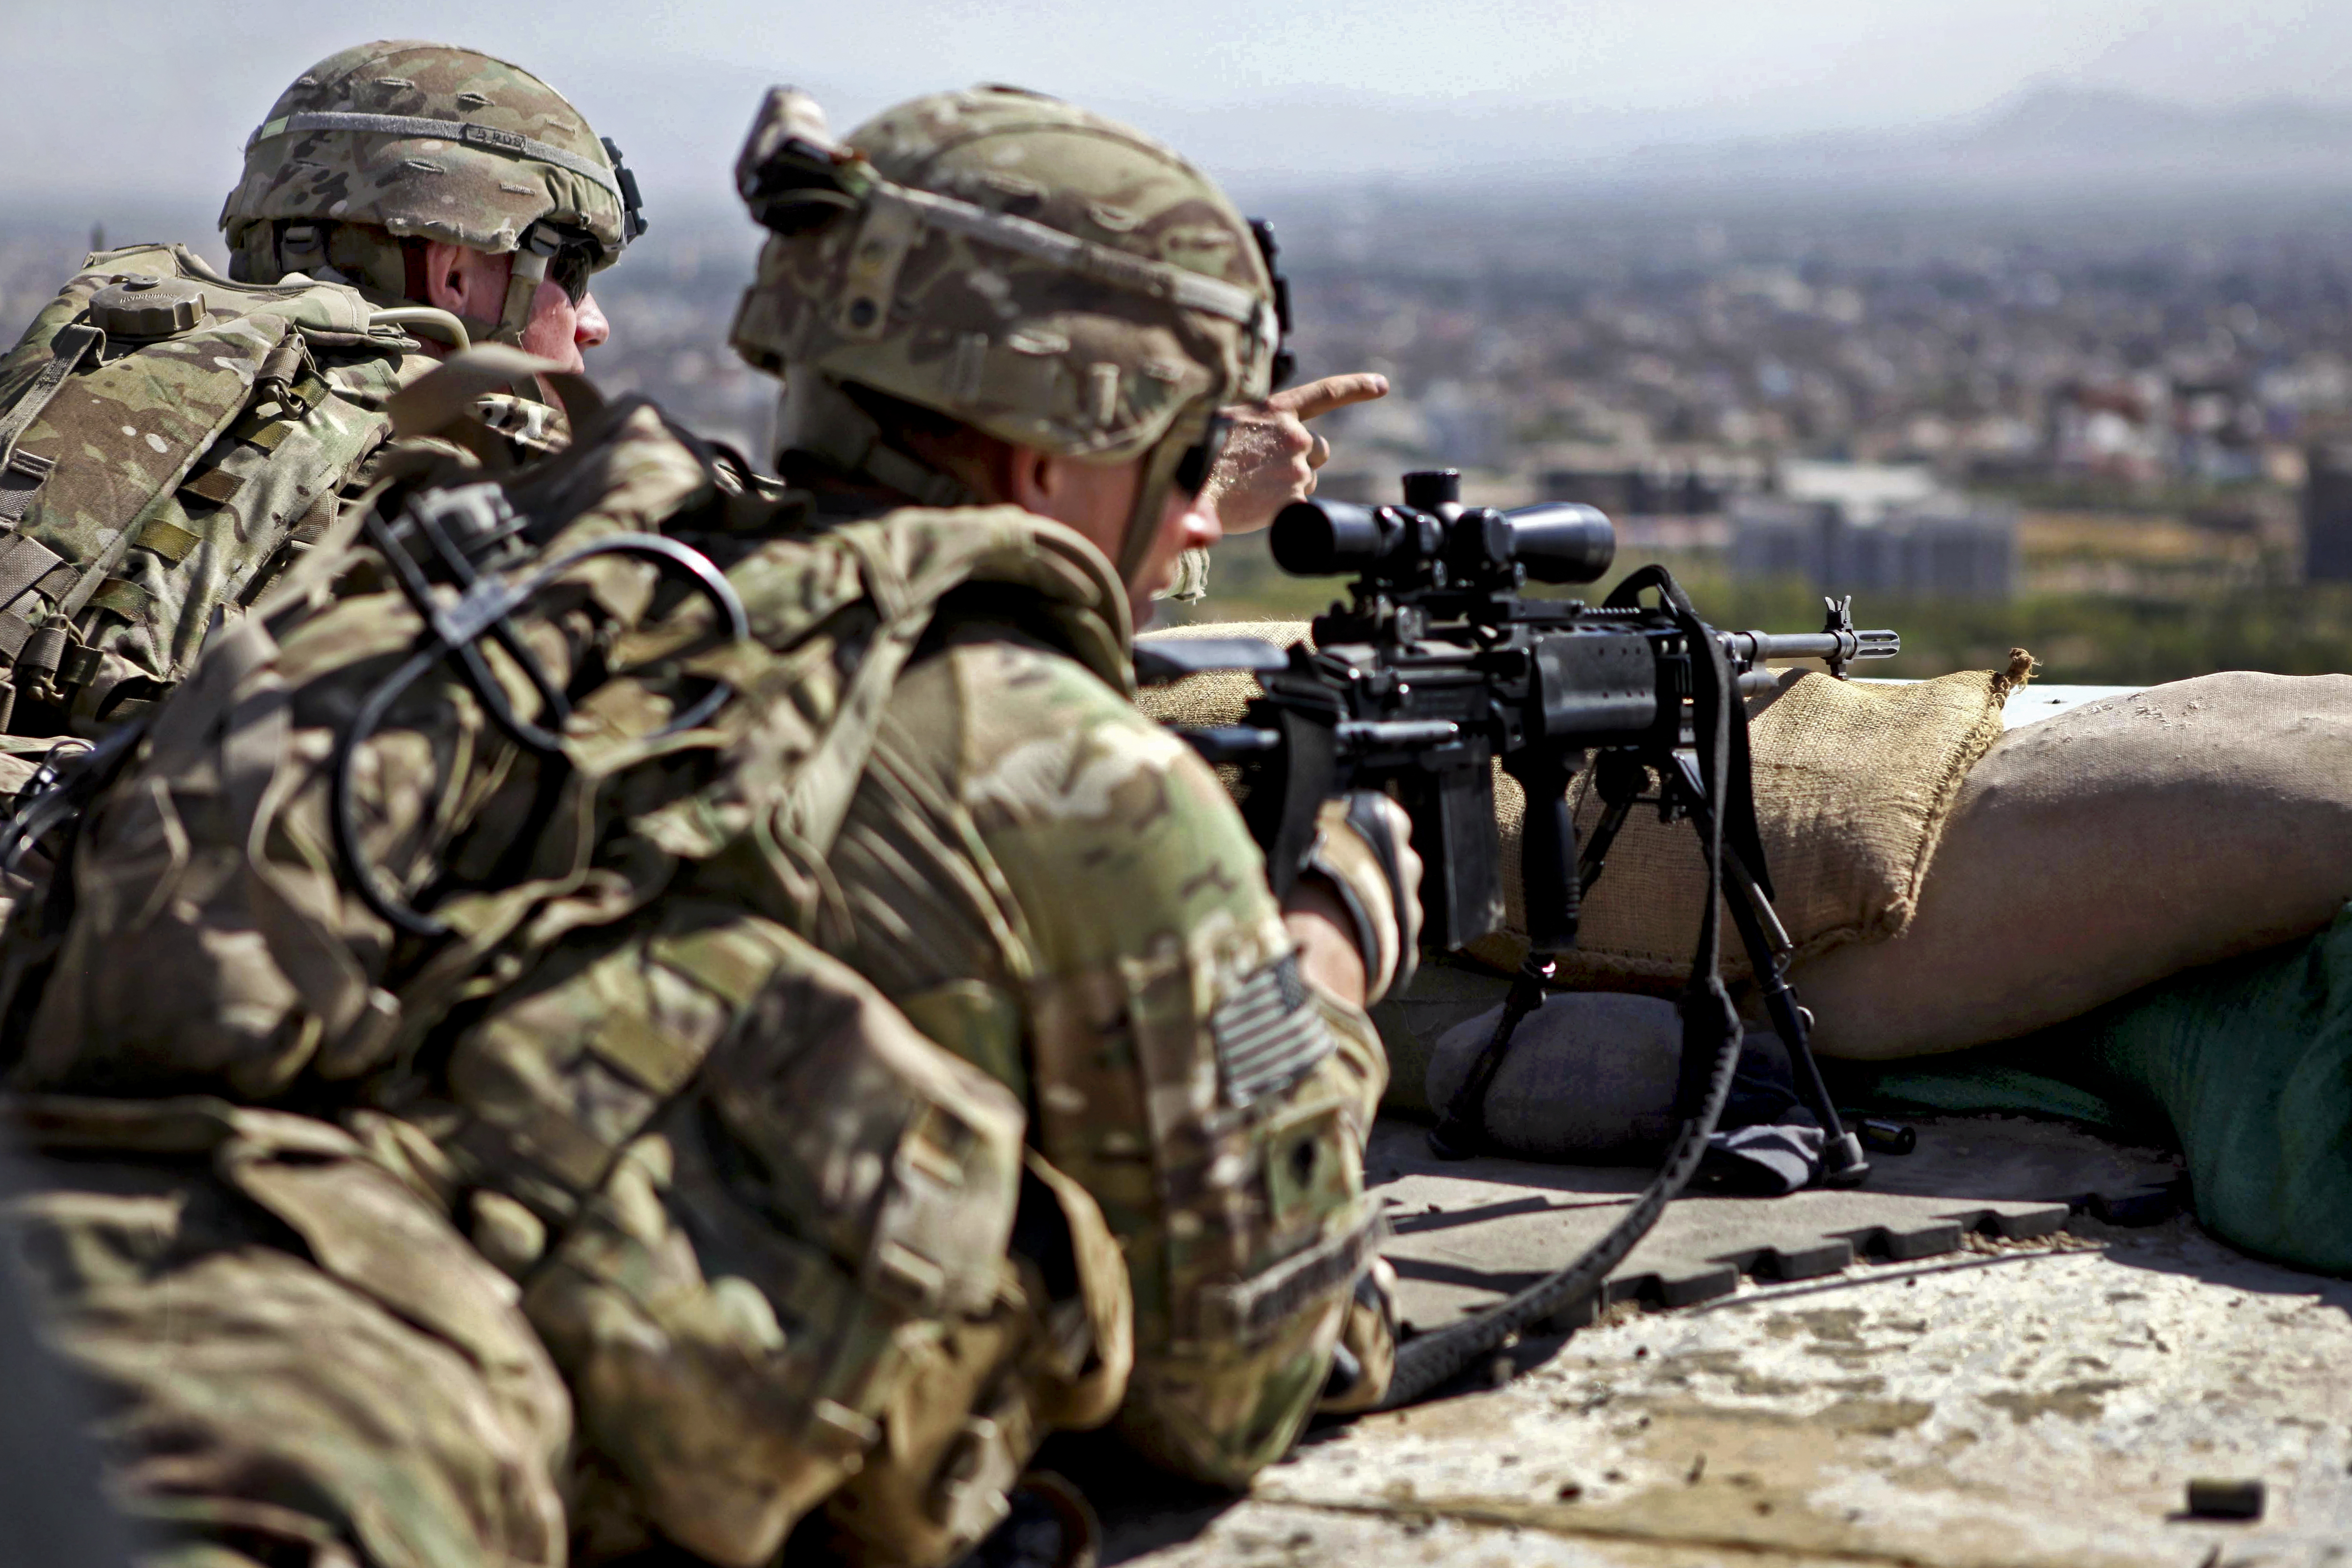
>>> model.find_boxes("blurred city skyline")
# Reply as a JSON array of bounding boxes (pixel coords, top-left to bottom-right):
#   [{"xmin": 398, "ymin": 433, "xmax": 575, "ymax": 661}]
[{"xmin": 13, "ymin": 1, "xmax": 2352, "ymax": 686}]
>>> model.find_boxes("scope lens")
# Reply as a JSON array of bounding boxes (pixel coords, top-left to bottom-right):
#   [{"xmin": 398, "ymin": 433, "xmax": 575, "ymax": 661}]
[
  {"xmin": 1500, "ymin": 502, "xmax": 1617, "ymax": 584},
  {"xmin": 1271, "ymin": 498, "xmax": 1388, "ymax": 576}
]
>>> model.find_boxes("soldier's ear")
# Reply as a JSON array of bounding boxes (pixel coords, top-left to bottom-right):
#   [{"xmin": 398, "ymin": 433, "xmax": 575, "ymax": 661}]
[
  {"xmin": 419, "ymin": 241, "xmax": 491, "ymax": 316},
  {"xmin": 1003, "ymin": 446, "xmax": 1058, "ymax": 516}
]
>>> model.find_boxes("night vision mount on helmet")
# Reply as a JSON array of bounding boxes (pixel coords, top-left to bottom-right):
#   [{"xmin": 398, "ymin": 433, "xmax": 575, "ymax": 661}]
[{"xmin": 727, "ymin": 83, "xmax": 1282, "ymax": 583}]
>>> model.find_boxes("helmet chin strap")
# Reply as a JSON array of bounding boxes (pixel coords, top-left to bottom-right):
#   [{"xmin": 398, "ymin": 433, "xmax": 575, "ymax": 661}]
[
  {"xmin": 254, "ymin": 223, "xmax": 512, "ymax": 346},
  {"xmin": 491, "ymin": 231, "xmax": 557, "ymax": 348},
  {"xmin": 1118, "ymin": 399, "xmax": 1217, "ymax": 589}
]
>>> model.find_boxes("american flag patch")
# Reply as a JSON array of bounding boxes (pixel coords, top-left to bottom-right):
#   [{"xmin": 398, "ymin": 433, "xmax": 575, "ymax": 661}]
[{"xmin": 1211, "ymin": 954, "xmax": 1330, "ymax": 1106}]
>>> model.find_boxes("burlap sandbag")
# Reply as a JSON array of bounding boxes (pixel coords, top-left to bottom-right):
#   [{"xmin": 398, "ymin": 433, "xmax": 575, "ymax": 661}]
[
  {"xmin": 1797, "ymin": 671, "xmax": 2352, "ymax": 1059},
  {"xmin": 1501, "ymin": 652, "xmax": 2034, "ymax": 989},
  {"xmin": 1134, "ymin": 620, "xmax": 1310, "ymax": 733},
  {"xmin": 1137, "ymin": 623, "xmax": 2028, "ymax": 993}
]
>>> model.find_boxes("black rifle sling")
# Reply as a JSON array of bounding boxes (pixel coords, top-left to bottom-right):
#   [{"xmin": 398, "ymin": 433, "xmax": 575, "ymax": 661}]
[
  {"xmin": 1611, "ymin": 570, "xmax": 1869, "ymax": 1168},
  {"xmin": 1380, "ymin": 565, "xmax": 1750, "ymax": 1409},
  {"xmin": 1607, "ymin": 564, "xmax": 1773, "ymax": 904}
]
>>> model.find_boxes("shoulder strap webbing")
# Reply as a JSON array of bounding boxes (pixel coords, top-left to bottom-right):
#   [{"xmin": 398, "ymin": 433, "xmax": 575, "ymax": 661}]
[
  {"xmin": 0, "ymin": 325, "xmax": 102, "ymax": 483},
  {"xmin": 0, "ymin": 326, "xmax": 105, "ymax": 671}
]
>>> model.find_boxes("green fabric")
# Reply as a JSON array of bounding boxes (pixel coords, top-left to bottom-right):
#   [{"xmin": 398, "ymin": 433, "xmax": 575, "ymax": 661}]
[
  {"xmin": 1833, "ymin": 1057, "xmax": 2148, "ymax": 1135},
  {"xmin": 1829, "ymin": 902, "xmax": 2352, "ymax": 1277}
]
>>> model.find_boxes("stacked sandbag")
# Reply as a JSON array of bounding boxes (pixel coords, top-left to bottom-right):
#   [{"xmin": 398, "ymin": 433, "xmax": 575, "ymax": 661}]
[
  {"xmin": 1421, "ymin": 990, "xmax": 1686, "ymax": 1160},
  {"xmin": 1479, "ymin": 655, "xmax": 2031, "ymax": 989},
  {"xmin": 1798, "ymin": 671, "xmax": 2352, "ymax": 1059},
  {"xmin": 1133, "ymin": 619, "xmax": 1310, "ymax": 732}
]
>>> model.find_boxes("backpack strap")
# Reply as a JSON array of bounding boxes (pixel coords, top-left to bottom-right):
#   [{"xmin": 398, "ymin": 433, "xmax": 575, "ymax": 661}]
[
  {"xmin": 0, "ymin": 325, "xmax": 101, "ymax": 482},
  {"xmin": 0, "ymin": 326, "xmax": 111, "ymax": 721},
  {"xmin": 0, "ymin": 325, "xmax": 103, "ymax": 530}
]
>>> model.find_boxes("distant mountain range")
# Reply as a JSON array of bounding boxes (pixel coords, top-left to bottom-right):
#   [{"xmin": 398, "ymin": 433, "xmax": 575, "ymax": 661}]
[
  {"xmin": 19, "ymin": 84, "xmax": 2352, "ymax": 244},
  {"xmin": 1620, "ymin": 86, "xmax": 2352, "ymax": 193}
]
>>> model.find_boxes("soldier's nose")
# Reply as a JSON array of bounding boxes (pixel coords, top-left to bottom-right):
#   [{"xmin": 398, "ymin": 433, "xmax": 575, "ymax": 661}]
[{"xmin": 575, "ymin": 293, "xmax": 610, "ymax": 352}]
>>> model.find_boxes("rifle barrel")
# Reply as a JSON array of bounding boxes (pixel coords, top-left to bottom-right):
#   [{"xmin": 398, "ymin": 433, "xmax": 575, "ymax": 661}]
[
  {"xmin": 1176, "ymin": 724, "xmax": 1281, "ymax": 763},
  {"xmin": 1338, "ymin": 718, "xmax": 1461, "ymax": 749},
  {"xmin": 1719, "ymin": 627, "xmax": 1899, "ymax": 668}
]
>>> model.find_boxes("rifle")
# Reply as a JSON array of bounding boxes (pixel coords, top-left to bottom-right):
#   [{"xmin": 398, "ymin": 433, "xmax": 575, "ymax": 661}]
[{"xmin": 1134, "ymin": 468, "xmax": 1899, "ymax": 1405}]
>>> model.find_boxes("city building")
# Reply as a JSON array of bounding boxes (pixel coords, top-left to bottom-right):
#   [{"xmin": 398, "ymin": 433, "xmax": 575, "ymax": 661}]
[
  {"xmin": 1732, "ymin": 461, "xmax": 2017, "ymax": 598},
  {"xmin": 2303, "ymin": 441, "xmax": 2352, "ymax": 582},
  {"xmin": 1539, "ymin": 466, "xmax": 1724, "ymax": 517}
]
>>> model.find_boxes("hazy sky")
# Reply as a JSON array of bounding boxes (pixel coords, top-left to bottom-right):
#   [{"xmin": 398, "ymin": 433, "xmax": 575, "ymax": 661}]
[{"xmin": 9, "ymin": 0, "xmax": 2352, "ymax": 217}]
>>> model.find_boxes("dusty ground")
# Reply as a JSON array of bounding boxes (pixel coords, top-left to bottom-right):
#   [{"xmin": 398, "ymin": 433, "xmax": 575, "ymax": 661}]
[{"xmin": 1096, "ymin": 1211, "xmax": 2351, "ymax": 1567}]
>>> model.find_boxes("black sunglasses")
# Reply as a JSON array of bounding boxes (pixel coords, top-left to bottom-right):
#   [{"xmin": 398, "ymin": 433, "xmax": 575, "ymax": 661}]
[
  {"xmin": 546, "ymin": 243, "xmax": 599, "ymax": 306},
  {"xmin": 526, "ymin": 224, "xmax": 604, "ymax": 306},
  {"xmin": 1172, "ymin": 413, "xmax": 1234, "ymax": 498}
]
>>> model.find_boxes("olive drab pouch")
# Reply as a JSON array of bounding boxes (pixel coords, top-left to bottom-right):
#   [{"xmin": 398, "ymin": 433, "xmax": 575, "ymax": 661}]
[
  {"xmin": 0, "ymin": 243, "xmax": 413, "ymax": 730},
  {"xmin": 1, "ymin": 349, "xmax": 1143, "ymax": 1561}
]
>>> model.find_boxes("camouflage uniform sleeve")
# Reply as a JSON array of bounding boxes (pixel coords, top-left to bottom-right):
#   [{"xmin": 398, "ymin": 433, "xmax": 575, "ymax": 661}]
[{"xmin": 828, "ymin": 633, "xmax": 1387, "ymax": 1485}]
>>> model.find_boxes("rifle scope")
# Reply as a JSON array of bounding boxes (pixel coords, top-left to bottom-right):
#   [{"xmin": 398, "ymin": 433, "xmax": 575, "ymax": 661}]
[{"xmin": 1271, "ymin": 469, "xmax": 1616, "ymax": 586}]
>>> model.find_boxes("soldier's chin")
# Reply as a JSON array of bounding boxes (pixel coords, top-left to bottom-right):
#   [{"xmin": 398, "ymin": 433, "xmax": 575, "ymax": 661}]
[{"xmin": 1128, "ymin": 576, "xmax": 1174, "ymax": 629}]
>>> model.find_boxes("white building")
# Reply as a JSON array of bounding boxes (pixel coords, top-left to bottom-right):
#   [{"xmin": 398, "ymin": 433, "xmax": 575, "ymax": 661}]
[{"xmin": 1732, "ymin": 461, "xmax": 2016, "ymax": 599}]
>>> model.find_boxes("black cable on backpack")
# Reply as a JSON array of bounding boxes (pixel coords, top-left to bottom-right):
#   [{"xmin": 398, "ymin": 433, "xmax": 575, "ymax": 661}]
[
  {"xmin": 1378, "ymin": 568, "xmax": 1750, "ymax": 1409},
  {"xmin": 0, "ymin": 724, "xmax": 144, "ymax": 944},
  {"xmin": 332, "ymin": 484, "xmax": 749, "ymax": 939}
]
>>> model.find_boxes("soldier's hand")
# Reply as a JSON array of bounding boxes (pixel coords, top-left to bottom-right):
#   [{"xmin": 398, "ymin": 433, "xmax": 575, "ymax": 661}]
[
  {"xmin": 1206, "ymin": 372, "xmax": 1390, "ymax": 534},
  {"xmin": 1317, "ymin": 1258, "xmax": 1399, "ymax": 1415},
  {"xmin": 1286, "ymin": 793, "xmax": 1422, "ymax": 1007}
]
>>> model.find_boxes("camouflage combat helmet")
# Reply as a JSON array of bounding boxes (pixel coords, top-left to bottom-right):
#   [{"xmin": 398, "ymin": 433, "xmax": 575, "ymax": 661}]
[
  {"xmin": 728, "ymin": 84, "xmax": 1279, "ymax": 578},
  {"xmin": 220, "ymin": 40, "xmax": 646, "ymax": 344}
]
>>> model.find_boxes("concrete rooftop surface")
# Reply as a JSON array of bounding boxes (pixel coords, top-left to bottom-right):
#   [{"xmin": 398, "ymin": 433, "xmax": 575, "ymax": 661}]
[
  {"xmin": 1104, "ymin": 1207, "xmax": 2352, "ymax": 1566},
  {"xmin": 1073, "ymin": 687, "xmax": 2349, "ymax": 1568}
]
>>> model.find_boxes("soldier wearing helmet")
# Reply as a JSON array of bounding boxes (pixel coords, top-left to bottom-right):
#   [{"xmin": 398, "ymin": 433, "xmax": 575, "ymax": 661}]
[
  {"xmin": 725, "ymin": 82, "xmax": 1420, "ymax": 1512},
  {"xmin": 0, "ymin": 41, "xmax": 638, "ymax": 741},
  {"xmin": 221, "ymin": 38, "xmax": 644, "ymax": 372},
  {"xmin": 0, "ymin": 81, "xmax": 1412, "ymax": 1568}
]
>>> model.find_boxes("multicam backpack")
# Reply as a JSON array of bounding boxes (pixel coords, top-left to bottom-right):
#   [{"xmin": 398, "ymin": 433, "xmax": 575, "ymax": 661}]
[
  {"xmin": 0, "ymin": 242, "xmax": 418, "ymax": 733},
  {"xmin": 0, "ymin": 356, "xmax": 1133, "ymax": 1564}
]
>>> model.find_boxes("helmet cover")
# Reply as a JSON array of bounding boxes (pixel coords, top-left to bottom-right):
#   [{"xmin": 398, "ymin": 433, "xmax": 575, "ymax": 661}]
[
  {"xmin": 728, "ymin": 84, "xmax": 1276, "ymax": 467},
  {"xmin": 220, "ymin": 40, "xmax": 641, "ymax": 266}
]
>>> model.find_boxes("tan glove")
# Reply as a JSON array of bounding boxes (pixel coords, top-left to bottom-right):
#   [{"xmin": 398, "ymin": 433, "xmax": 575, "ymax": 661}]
[
  {"xmin": 1316, "ymin": 1257, "xmax": 1399, "ymax": 1416},
  {"xmin": 1301, "ymin": 792, "xmax": 1423, "ymax": 1006}
]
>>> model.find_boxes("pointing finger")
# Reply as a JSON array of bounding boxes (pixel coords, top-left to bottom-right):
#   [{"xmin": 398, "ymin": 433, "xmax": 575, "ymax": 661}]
[{"xmin": 1268, "ymin": 371, "xmax": 1390, "ymax": 421}]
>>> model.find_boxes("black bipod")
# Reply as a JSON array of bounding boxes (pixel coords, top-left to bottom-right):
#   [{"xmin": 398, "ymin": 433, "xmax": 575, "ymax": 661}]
[
  {"xmin": 333, "ymin": 483, "xmax": 750, "ymax": 939},
  {"xmin": 1434, "ymin": 749, "xmax": 1872, "ymax": 1185},
  {"xmin": 1572, "ymin": 752, "xmax": 1870, "ymax": 1184},
  {"xmin": 1656, "ymin": 752, "xmax": 1869, "ymax": 1185}
]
